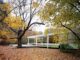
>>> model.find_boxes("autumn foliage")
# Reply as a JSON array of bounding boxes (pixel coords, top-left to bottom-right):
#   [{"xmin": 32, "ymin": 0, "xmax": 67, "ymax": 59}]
[{"xmin": 0, "ymin": 3, "xmax": 24, "ymax": 44}]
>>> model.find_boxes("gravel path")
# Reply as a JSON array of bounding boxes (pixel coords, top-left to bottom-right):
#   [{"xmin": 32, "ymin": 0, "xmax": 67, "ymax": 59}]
[{"xmin": 0, "ymin": 46, "xmax": 80, "ymax": 60}]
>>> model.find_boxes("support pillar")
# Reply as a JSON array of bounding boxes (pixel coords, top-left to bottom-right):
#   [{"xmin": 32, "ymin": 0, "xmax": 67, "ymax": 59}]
[
  {"xmin": 36, "ymin": 36, "xmax": 37, "ymax": 46},
  {"xmin": 47, "ymin": 35, "xmax": 49, "ymax": 48},
  {"xmin": 28, "ymin": 38, "xmax": 29, "ymax": 45}
]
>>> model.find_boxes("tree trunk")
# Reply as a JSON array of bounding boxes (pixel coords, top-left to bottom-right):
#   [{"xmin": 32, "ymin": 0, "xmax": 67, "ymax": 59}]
[
  {"xmin": 61, "ymin": 24, "xmax": 80, "ymax": 40},
  {"xmin": 17, "ymin": 37, "xmax": 22, "ymax": 48}
]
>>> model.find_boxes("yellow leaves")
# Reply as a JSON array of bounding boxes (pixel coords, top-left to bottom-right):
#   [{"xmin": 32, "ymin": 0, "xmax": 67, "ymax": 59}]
[
  {"xmin": 0, "ymin": 15, "xmax": 24, "ymax": 42},
  {"xmin": 44, "ymin": 28, "xmax": 54, "ymax": 35},
  {"xmin": 0, "ymin": 3, "xmax": 11, "ymax": 20},
  {"xmin": 0, "ymin": 29, "xmax": 17, "ymax": 43},
  {"xmin": 0, "ymin": 30, "xmax": 11, "ymax": 36},
  {"xmin": 44, "ymin": 28, "xmax": 48, "ymax": 35},
  {"xmin": 0, "ymin": 30, "xmax": 7, "ymax": 35},
  {"xmin": 0, "ymin": 3, "xmax": 11, "ymax": 13},
  {"xmin": 32, "ymin": 2, "xmax": 39, "ymax": 8},
  {"xmin": 4, "ymin": 16, "xmax": 24, "ymax": 29},
  {"xmin": 45, "ymin": 3, "xmax": 56, "ymax": 14},
  {"xmin": 52, "ymin": 34, "xmax": 59, "ymax": 43}
]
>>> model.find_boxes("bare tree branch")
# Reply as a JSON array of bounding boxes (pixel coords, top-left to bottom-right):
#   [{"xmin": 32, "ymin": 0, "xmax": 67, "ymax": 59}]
[{"xmin": 29, "ymin": 22, "xmax": 45, "ymax": 28}]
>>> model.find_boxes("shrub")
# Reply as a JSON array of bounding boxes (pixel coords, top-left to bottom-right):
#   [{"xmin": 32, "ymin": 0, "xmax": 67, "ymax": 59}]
[{"xmin": 59, "ymin": 44, "xmax": 74, "ymax": 49}]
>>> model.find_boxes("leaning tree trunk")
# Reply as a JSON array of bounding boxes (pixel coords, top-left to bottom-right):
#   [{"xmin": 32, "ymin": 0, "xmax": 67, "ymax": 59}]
[{"xmin": 61, "ymin": 24, "xmax": 80, "ymax": 40}]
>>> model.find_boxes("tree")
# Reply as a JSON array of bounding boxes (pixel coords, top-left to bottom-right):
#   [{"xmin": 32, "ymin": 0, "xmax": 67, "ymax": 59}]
[
  {"xmin": 0, "ymin": 3, "xmax": 25, "ymax": 44},
  {"xmin": 39, "ymin": 0, "xmax": 80, "ymax": 41},
  {"xmin": 0, "ymin": 0, "xmax": 45, "ymax": 47},
  {"xmin": 0, "ymin": 3, "xmax": 13, "ymax": 44}
]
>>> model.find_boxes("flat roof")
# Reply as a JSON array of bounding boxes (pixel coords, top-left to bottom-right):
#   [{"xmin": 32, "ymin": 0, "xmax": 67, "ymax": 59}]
[{"xmin": 27, "ymin": 33, "xmax": 54, "ymax": 38}]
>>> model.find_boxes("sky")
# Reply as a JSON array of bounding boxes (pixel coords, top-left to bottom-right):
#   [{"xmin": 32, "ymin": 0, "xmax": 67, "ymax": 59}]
[
  {"xmin": 30, "ymin": 0, "xmax": 49, "ymax": 33},
  {"xmin": 32, "ymin": 16, "xmax": 46, "ymax": 33}
]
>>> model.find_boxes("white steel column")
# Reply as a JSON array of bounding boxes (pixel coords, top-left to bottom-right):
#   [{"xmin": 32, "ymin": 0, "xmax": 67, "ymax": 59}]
[
  {"xmin": 36, "ymin": 36, "xmax": 37, "ymax": 46},
  {"xmin": 47, "ymin": 35, "xmax": 49, "ymax": 48},
  {"xmin": 28, "ymin": 38, "xmax": 29, "ymax": 45},
  {"xmin": 41, "ymin": 37, "xmax": 43, "ymax": 46}
]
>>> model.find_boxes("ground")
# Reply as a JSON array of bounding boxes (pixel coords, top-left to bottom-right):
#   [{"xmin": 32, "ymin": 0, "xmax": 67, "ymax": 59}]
[{"xmin": 0, "ymin": 46, "xmax": 80, "ymax": 60}]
